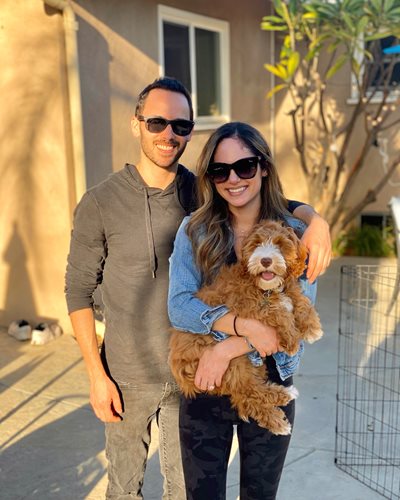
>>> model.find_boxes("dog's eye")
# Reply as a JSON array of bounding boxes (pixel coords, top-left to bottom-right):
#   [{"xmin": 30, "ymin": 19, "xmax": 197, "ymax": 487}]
[{"xmin": 275, "ymin": 236, "xmax": 294, "ymax": 254}]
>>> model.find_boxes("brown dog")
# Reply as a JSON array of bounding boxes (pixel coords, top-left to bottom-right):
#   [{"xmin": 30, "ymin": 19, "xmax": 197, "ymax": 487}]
[{"xmin": 169, "ymin": 220, "xmax": 323, "ymax": 435}]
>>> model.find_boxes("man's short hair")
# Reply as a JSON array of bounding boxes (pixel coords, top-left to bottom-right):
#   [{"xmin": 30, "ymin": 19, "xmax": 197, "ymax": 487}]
[{"xmin": 135, "ymin": 77, "xmax": 194, "ymax": 120}]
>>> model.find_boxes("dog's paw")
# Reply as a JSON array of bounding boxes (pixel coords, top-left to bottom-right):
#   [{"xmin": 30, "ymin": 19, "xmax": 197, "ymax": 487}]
[
  {"xmin": 272, "ymin": 418, "xmax": 292, "ymax": 436},
  {"xmin": 286, "ymin": 385, "xmax": 299, "ymax": 400},
  {"xmin": 304, "ymin": 328, "xmax": 323, "ymax": 343},
  {"xmin": 285, "ymin": 344, "xmax": 301, "ymax": 356}
]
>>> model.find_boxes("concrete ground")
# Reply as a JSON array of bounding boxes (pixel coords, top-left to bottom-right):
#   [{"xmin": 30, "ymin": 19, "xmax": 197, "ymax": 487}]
[{"xmin": 0, "ymin": 257, "xmax": 395, "ymax": 499}]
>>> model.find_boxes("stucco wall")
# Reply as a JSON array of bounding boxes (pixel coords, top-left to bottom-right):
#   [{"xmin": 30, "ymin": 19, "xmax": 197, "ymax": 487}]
[
  {"xmin": 0, "ymin": 1, "xmax": 73, "ymax": 330},
  {"xmin": 73, "ymin": 0, "xmax": 273, "ymax": 184},
  {"xmin": 74, "ymin": 0, "xmax": 399, "ymax": 216},
  {"xmin": 1, "ymin": 0, "xmax": 398, "ymax": 332}
]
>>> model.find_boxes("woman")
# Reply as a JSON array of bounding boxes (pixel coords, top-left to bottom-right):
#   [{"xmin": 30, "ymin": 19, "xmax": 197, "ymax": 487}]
[{"xmin": 168, "ymin": 122, "xmax": 325, "ymax": 499}]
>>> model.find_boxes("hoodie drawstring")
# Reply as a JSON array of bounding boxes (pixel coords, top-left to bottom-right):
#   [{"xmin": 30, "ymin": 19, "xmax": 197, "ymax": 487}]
[{"xmin": 143, "ymin": 188, "xmax": 157, "ymax": 278}]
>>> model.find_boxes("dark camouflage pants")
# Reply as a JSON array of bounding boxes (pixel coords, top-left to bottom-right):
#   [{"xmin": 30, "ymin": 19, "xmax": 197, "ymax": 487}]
[{"xmin": 179, "ymin": 358, "xmax": 295, "ymax": 500}]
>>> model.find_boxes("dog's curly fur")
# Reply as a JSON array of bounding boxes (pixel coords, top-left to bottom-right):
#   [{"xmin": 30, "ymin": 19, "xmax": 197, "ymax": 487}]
[{"xmin": 169, "ymin": 220, "xmax": 323, "ymax": 435}]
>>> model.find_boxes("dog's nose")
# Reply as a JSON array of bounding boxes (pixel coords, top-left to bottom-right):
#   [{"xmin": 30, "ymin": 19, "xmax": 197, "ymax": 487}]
[{"xmin": 261, "ymin": 257, "xmax": 272, "ymax": 268}]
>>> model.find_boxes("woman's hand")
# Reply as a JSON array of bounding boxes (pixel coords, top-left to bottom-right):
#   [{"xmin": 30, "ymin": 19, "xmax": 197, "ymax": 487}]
[
  {"xmin": 193, "ymin": 317, "xmax": 281, "ymax": 391},
  {"xmin": 194, "ymin": 342, "xmax": 231, "ymax": 391},
  {"xmin": 292, "ymin": 204, "xmax": 332, "ymax": 283},
  {"xmin": 236, "ymin": 317, "xmax": 281, "ymax": 357},
  {"xmin": 300, "ymin": 214, "xmax": 332, "ymax": 284}
]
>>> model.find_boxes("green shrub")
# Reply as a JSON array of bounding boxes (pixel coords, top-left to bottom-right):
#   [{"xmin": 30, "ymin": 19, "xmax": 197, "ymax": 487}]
[{"xmin": 334, "ymin": 225, "xmax": 395, "ymax": 257}]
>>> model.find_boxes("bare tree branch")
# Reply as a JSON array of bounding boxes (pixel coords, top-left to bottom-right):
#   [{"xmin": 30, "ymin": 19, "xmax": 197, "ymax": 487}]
[{"xmin": 262, "ymin": 0, "xmax": 400, "ymax": 236}]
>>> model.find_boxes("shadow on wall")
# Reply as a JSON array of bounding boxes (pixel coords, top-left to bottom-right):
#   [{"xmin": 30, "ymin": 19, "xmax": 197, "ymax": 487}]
[
  {"xmin": 77, "ymin": 15, "xmax": 113, "ymax": 188},
  {"xmin": 0, "ymin": 4, "xmax": 74, "ymax": 329},
  {"xmin": 73, "ymin": 1, "xmax": 164, "ymax": 174},
  {"xmin": 76, "ymin": 0, "xmax": 156, "ymax": 61},
  {"xmin": 1, "ymin": 222, "xmax": 62, "ymax": 329},
  {"xmin": 1, "ymin": 222, "xmax": 37, "ymax": 327},
  {"xmin": 0, "ymin": 25, "xmax": 58, "ymax": 327}
]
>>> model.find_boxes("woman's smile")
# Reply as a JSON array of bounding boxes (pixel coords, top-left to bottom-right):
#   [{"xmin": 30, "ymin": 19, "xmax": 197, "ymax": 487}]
[
  {"xmin": 213, "ymin": 137, "xmax": 266, "ymax": 213},
  {"xmin": 227, "ymin": 185, "xmax": 247, "ymax": 195}
]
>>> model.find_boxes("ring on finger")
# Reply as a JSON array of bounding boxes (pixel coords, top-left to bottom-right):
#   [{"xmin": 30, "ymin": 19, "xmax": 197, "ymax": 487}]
[{"xmin": 208, "ymin": 385, "xmax": 215, "ymax": 391}]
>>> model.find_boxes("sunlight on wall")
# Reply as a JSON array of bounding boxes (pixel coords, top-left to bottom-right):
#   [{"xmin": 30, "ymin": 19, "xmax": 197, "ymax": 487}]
[{"xmin": 0, "ymin": 1, "xmax": 72, "ymax": 330}]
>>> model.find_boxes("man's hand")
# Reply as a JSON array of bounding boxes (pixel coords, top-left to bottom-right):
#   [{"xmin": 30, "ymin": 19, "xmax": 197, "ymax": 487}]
[
  {"xmin": 301, "ymin": 214, "xmax": 332, "ymax": 283},
  {"xmin": 90, "ymin": 374, "xmax": 123, "ymax": 422},
  {"xmin": 70, "ymin": 308, "xmax": 123, "ymax": 423}
]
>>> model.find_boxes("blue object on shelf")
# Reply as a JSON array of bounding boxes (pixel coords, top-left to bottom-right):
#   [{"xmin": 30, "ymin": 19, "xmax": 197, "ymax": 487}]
[{"xmin": 383, "ymin": 45, "xmax": 400, "ymax": 54}]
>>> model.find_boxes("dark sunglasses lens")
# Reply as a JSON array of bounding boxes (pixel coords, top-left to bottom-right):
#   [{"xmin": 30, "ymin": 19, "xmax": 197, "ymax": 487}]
[
  {"xmin": 146, "ymin": 118, "xmax": 193, "ymax": 136},
  {"xmin": 235, "ymin": 158, "xmax": 258, "ymax": 178},
  {"xmin": 208, "ymin": 165, "xmax": 229, "ymax": 183},
  {"xmin": 171, "ymin": 120, "xmax": 193, "ymax": 136},
  {"xmin": 146, "ymin": 118, "xmax": 168, "ymax": 133},
  {"xmin": 207, "ymin": 157, "xmax": 259, "ymax": 183}
]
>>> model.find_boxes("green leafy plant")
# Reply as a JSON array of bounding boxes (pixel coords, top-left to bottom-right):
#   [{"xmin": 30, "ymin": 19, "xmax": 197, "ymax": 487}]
[
  {"xmin": 262, "ymin": 0, "xmax": 400, "ymax": 238},
  {"xmin": 334, "ymin": 224, "xmax": 395, "ymax": 256}
]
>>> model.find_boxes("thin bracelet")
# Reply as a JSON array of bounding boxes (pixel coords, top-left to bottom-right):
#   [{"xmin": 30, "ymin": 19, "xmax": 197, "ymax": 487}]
[
  {"xmin": 233, "ymin": 315, "xmax": 245, "ymax": 337},
  {"xmin": 233, "ymin": 316, "xmax": 254, "ymax": 351}
]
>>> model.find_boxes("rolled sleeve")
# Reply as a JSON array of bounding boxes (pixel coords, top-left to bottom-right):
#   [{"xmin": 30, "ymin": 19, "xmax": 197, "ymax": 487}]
[{"xmin": 168, "ymin": 217, "xmax": 229, "ymax": 334}]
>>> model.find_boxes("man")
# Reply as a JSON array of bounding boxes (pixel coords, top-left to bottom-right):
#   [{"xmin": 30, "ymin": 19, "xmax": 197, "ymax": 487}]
[{"xmin": 65, "ymin": 77, "xmax": 331, "ymax": 499}]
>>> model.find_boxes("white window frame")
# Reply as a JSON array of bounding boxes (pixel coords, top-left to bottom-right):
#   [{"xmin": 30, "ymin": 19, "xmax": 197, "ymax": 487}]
[
  {"xmin": 158, "ymin": 5, "xmax": 230, "ymax": 130},
  {"xmin": 348, "ymin": 35, "xmax": 400, "ymax": 104}
]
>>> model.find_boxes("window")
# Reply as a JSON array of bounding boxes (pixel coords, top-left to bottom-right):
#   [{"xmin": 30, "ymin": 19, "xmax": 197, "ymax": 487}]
[
  {"xmin": 350, "ymin": 35, "xmax": 400, "ymax": 103},
  {"xmin": 158, "ymin": 5, "xmax": 230, "ymax": 128},
  {"xmin": 365, "ymin": 36, "xmax": 400, "ymax": 92},
  {"xmin": 361, "ymin": 213, "xmax": 393, "ymax": 231}
]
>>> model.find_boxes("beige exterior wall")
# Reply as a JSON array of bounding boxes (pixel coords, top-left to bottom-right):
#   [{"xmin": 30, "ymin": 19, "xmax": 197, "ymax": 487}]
[
  {"xmin": 73, "ymin": 0, "xmax": 273, "ymax": 185},
  {"xmin": 1, "ymin": 0, "xmax": 398, "ymax": 331},
  {"xmin": 74, "ymin": 0, "xmax": 399, "ymax": 212},
  {"xmin": 0, "ymin": 1, "xmax": 73, "ymax": 330},
  {"xmin": 0, "ymin": 0, "xmax": 272, "ymax": 331}
]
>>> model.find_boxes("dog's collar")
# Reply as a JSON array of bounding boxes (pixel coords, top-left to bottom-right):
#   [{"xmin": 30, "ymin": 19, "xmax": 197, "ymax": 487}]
[
  {"xmin": 261, "ymin": 286, "xmax": 284, "ymax": 307},
  {"xmin": 263, "ymin": 285, "xmax": 284, "ymax": 296}
]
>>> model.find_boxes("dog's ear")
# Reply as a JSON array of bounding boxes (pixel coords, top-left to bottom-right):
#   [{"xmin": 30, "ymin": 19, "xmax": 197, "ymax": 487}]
[
  {"xmin": 295, "ymin": 240, "xmax": 308, "ymax": 278},
  {"xmin": 285, "ymin": 227, "xmax": 308, "ymax": 278}
]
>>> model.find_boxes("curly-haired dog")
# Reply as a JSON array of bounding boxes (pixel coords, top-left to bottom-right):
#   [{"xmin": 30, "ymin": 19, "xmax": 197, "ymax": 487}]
[{"xmin": 169, "ymin": 220, "xmax": 323, "ymax": 435}]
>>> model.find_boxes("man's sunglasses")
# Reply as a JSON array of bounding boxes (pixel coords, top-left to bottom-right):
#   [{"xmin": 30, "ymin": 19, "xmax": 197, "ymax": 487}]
[
  {"xmin": 137, "ymin": 115, "xmax": 194, "ymax": 136},
  {"xmin": 207, "ymin": 156, "xmax": 261, "ymax": 184}
]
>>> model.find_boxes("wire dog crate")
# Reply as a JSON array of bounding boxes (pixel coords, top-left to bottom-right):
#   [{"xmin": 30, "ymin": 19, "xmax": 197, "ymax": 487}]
[{"xmin": 335, "ymin": 265, "xmax": 400, "ymax": 499}]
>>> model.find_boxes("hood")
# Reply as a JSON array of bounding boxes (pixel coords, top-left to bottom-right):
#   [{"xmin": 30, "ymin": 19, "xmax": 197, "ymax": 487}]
[{"xmin": 119, "ymin": 163, "xmax": 196, "ymax": 277}]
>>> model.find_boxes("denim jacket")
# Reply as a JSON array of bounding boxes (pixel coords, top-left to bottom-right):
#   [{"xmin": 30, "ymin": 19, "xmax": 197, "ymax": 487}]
[{"xmin": 168, "ymin": 216, "xmax": 317, "ymax": 381}]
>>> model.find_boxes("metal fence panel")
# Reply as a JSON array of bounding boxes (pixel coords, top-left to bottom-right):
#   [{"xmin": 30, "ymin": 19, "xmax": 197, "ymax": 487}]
[{"xmin": 335, "ymin": 265, "xmax": 400, "ymax": 500}]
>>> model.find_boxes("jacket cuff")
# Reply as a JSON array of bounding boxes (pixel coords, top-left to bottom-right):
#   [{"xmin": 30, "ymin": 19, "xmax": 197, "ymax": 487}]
[{"xmin": 199, "ymin": 305, "xmax": 229, "ymax": 332}]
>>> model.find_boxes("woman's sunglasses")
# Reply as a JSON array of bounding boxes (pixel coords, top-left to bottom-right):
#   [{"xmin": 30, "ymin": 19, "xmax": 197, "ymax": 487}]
[
  {"xmin": 137, "ymin": 115, "xmax": 194, "ymax": 136},
  {"xmin": 207, "ymin": 156, "xmax": 261, "ymax": 184}
]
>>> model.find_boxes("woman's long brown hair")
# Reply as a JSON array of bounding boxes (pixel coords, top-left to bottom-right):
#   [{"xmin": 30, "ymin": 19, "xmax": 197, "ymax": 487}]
[{"xmin": 187, "ymin": 122, "xmax": 291, "ymax": 285}]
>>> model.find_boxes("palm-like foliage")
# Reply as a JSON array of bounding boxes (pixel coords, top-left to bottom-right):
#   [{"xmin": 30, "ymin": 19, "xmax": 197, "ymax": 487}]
[{"xmin": 262, "ymin": 0, "xmax": 400, "ymax": 235}]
